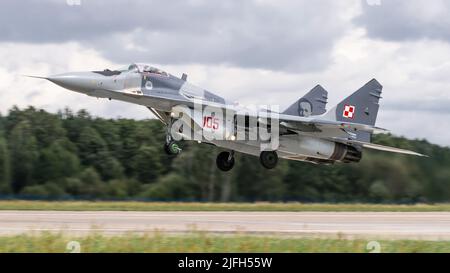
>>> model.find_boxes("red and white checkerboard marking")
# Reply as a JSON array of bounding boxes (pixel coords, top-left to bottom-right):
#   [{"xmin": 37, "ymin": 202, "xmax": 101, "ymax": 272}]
[{"xmin": 343, "ymin": 105, "xmax": 356, "ymax": 119}]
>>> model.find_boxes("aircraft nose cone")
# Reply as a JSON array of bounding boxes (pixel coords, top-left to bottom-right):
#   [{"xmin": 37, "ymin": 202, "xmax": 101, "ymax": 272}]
[{"xmin": 47, "ymin": 72, "xmax": 99, "ymax": 93}]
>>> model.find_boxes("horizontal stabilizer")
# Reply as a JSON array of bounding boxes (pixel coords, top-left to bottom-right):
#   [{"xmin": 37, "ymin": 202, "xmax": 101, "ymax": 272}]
[
  {"xmin": 331, "ymin": 138, "xmax": 427, "ymax": 157},
  {"xmin": 361, "ymin": 142, "xmax": 427, "ymax": 157}
]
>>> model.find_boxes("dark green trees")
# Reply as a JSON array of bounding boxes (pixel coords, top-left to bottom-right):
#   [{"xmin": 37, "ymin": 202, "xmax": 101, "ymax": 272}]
[
  {"xmin": 8, "ymin": 120, "xmax": 38, "ymax": 193},
  {"xmin": 0, "ymin": 134, "xmax": 10, "ymax": 193},
  {"xmin": 0, "ymin": 106, "xmax": 448, "ymax": 203}
]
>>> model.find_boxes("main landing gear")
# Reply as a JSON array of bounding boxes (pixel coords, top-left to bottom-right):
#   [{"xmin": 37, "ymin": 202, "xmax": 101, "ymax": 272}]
[
  {"xmin": 215, "ymin": 150, "xmax": 279, "ymax": 172},
  {"xmin": 216, "ymin": 151, "xmax": 235, "ymax": 172},
  {"xmin": 259, "ymin": 151, "xmax": 278, "ymax": 169}
]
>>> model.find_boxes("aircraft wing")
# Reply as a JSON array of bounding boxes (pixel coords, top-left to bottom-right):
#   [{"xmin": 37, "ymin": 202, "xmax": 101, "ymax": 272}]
[
  {"xmin": 250, "ymin": 111, "xmax": 389, "ymax": 134},
  {"xmin": 280, "ymin": 117, "xmax": 388, "ymax": 134},
  {"xmin": 237, "ymin": 112, "xmax": 426, "ymax": 156}
]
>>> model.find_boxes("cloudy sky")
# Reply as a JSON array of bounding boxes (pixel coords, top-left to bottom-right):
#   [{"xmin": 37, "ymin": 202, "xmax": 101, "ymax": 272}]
[{"xmin": 0, "ymin": 0, "xmax": 449, "ymax": 146}]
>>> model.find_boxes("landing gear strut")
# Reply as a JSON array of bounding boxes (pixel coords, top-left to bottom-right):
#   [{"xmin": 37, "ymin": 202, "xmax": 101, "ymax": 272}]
[
  {"xmin": 216, "ymin": 151, "xmax": 235, "ymax": 172},
  {"xmin": 259, "ymin": 151, "xmax": 278, "ymax": 169},
  {"xmin": 164, "ymin": 118, "xmax": 181, "ymax": 156}
]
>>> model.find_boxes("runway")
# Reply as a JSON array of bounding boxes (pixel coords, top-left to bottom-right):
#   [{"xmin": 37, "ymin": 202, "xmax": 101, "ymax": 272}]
[{"xmin": 1, "ymin": 211, "xmax": 450, "ymax": 240}]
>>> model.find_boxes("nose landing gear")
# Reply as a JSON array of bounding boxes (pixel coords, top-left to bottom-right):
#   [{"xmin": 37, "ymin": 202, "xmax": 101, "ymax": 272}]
[
  {"xmin": 164, "ymin": 118, "xmax": 182, "ymax": 156},
  {"xmin": 164, "ymin": 140, "xmax": 181, "ymax": 155}
]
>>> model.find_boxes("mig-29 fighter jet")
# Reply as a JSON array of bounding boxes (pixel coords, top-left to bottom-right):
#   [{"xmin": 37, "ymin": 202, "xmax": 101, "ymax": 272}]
[{"xmin": 28, "ymin": 63, "xmax": 425, "ymax": 171}]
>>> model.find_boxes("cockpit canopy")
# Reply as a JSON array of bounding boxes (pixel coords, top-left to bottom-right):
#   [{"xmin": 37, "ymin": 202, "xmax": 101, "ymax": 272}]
[
  {"xmin": 126, "ymin": 63, "xmax": 168, "ymax": 76},
  {"xmin": 95, "ymin": 63, "xmax": 169, "ymax": 77}
]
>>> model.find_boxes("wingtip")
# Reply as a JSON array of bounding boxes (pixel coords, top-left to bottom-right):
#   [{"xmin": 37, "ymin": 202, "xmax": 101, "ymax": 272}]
[
  {"xmin": 372, "ymin": 126, "xmax": 390, "ymax": 134},
  {"xmin": 417, "ymin": 153, "xmax": 429, "ymax": 158}
]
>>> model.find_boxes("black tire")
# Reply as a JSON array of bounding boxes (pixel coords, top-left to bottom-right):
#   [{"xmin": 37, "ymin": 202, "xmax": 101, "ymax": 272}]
[
  {"xmin": 259, "ymin": 151, "xmax": 278, "ymax": 169},
  {"xmin": 164, "ymin": 141, "xmax": 181, "ymax": 155},
  {"xmin": 216, "ymin": 152, "xmax": 235, "ymax": 172}
]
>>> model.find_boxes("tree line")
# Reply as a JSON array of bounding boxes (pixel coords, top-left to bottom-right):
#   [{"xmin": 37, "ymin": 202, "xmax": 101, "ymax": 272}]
[{"xmin": 0, "ymin": 106, "xmax": 448, "ymax": 203}]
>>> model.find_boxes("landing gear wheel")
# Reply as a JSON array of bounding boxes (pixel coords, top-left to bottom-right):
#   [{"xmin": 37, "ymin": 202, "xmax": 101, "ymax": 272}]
[
  {"xmin": 260, "ymin": 151, "xmax": 278, "ymax": 169},
  {"xmin": 216, "ymin": 151, "xmax": 235, "ymax": 172},
  {"xmin": 164, "ymin": 141, "xmax": 181, "ymax": 155}
]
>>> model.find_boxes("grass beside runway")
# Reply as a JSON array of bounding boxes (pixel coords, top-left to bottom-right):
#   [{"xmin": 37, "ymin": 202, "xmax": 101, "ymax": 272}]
[
  {"xmin": 0, "ymin": 232, "xmax": 449, "ymax": 253},
  {"xmin": 1, "ymin": 200, "xmax": 450, "ymax": 212}
]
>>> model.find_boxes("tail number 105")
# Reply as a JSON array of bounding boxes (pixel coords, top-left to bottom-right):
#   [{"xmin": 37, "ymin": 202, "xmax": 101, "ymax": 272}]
[{"xmin": 203, "ymin": 116, "xmax": 219, "ymax": 130}]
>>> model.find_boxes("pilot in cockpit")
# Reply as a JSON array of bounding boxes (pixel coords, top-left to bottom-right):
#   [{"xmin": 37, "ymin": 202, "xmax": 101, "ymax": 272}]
[{"xmin": 141, "ymin": 65, "xmax": 168, "ymax": 76}]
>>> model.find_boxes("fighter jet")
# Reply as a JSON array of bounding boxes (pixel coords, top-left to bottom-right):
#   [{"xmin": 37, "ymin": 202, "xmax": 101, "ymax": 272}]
[{"xmin": 28, "ymin": 63, "xmax": 425, "ymax": 171}]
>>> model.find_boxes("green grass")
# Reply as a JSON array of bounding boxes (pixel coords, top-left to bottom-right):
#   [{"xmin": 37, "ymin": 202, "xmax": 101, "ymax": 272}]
[
  {"xmin": 0, "ymin": 232, "xmax": 449, "ymax": 253},
  {"xmin": 1, "ymin": 201, "xmax": 450, "ymax": 212}
]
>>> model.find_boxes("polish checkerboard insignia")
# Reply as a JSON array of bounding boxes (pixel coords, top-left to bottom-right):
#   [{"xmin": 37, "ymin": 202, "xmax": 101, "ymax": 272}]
[{"xmin": 343, "ymin": 105, "xmax": 355, "ymax": 119}]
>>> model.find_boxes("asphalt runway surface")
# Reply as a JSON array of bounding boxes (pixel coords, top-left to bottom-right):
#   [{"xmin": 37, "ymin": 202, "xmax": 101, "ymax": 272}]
[{"xmin": 1, "ymin": 211, "xmax": 450, "ymax": 240}]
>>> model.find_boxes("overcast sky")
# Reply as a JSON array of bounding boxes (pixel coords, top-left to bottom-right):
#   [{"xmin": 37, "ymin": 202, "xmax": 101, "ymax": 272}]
[{"xmin": 0, "ymin": 0, "xmax": 449, "ymax": 146}]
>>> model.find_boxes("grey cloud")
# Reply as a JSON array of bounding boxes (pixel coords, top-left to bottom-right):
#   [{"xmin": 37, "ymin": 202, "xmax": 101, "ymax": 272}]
[
  {"xmin": 0, "ymin": 0, "xmax": 350, "ymax": 72},
  {"xmin": 355, "ymin": 0, "xmax": 450, "ymax": 41},
  {"xmin": 384, "ymin": 98, "xmax": 450, "ymax": 114}
]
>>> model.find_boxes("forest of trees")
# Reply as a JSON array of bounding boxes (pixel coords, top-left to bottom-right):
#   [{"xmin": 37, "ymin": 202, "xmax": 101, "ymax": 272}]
[{"xmin": 0, "ymin": 106, "xmax": 449, "ymax": 203}]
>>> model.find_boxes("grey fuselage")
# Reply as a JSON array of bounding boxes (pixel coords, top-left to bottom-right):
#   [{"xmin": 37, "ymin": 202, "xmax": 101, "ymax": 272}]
[{"xmin": 44, "ymin": 63, "xmax": 354, "ymax": 164}]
